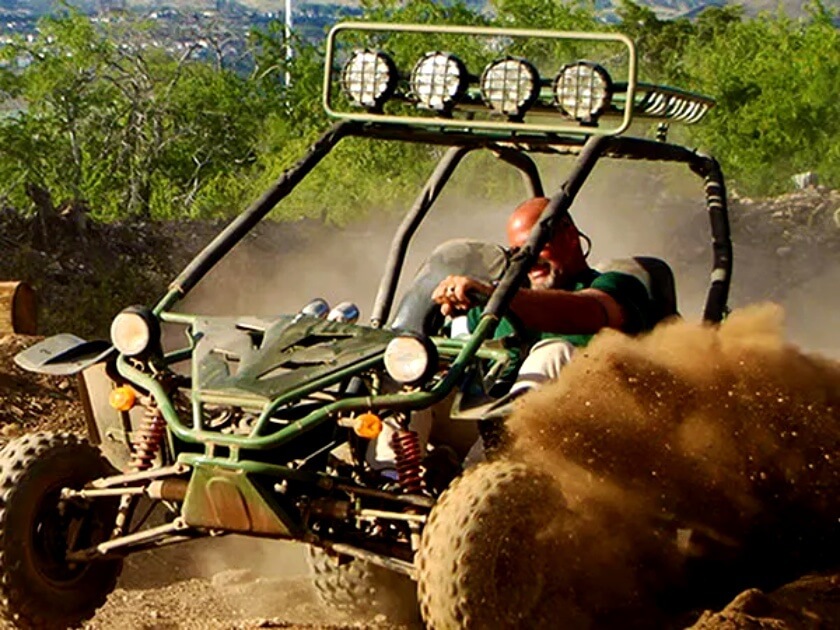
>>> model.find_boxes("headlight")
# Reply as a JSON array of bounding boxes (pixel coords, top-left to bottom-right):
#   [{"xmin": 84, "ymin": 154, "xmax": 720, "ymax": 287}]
[
  {"xmin": 384, "ymin": 334, "xmax": 438, "ymax": 386},
  {"xmin": 110, "ymin": 306, "xmax": 159, "ymax": 357},
  {"xmin": 340, "ymin": 50, "xmax": 397, "ymax": 110},
  {"xmin": 410, "ymin": 52, "xmax": 468, "ymax": 113},
  {"xmin": 480, "ymin": 57, "xmax": 540, "ymax": 119},
  {"xmin": 553, "ymin": 61, "xmax": 612, "ymax": 124}
]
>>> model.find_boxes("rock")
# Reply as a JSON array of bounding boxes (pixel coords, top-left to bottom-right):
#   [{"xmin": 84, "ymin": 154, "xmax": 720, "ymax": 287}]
[
  {"xmin": 726, "ymin": 588, "xmax": 774, "ymax": 616},
  {"xmin": 792, "ymin": 172, "xmax": 819, "ymax": 189}
]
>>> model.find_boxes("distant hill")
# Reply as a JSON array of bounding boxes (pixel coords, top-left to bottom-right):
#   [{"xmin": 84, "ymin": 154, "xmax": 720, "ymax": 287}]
[{"xmin": 0, "ymin": 0, "xmax": 832, "ymax": 19}]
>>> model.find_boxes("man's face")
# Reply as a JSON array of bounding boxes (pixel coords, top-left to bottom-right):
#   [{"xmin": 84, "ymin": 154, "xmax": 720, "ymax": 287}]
[{"xmin": 508, "ymin": 219, "xmax": 577, "ymax": 290}]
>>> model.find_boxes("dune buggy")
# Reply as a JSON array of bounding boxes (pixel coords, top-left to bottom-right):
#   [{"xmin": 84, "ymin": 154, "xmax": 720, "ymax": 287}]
[{"xmin": 4, "ymin": 22, "xmax": 731, "ymax": 629}]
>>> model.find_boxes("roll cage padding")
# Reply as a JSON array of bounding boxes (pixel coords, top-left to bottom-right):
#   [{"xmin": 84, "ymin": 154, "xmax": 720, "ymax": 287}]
[{"xmin": 388, "ymin": 239, "xmax": 510, "ymax": 335}]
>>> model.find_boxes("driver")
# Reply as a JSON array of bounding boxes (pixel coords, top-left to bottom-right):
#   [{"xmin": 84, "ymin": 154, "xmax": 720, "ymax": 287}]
[{"xmin": 432, "ymin": 196, "xmax": 656, "ymax": 397}]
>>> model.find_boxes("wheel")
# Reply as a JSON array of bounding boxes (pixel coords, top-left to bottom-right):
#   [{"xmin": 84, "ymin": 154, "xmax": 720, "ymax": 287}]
[
  {"xmin": 306, "ymin": 546, "xmax": 418, "ymax": 622},
  {"xmin": 417, "ymin": 459, "xmax": 590, "ymax": 630},
  {"xmin": 0, "ymin": 432, "xmax": 123, "ymax": 628}
]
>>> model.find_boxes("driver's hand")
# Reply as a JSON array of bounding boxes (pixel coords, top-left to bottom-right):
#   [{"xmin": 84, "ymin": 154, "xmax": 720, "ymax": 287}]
[{"xmin": 432, "ymin": 275, "xmax": 492, "ymax": 317}]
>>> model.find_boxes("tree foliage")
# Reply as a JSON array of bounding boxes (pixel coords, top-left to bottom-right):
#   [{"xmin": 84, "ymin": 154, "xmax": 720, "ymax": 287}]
[
  {"xmin": 0, "ymin": 11, "xmax": 277, "ymax": 222},
  {"xmin": 682, "ymin": 4, "xmax": 840, "ymax": 193},
  {"xmin": 0, "ymin": 0, "xmax": 838, "ymax": 228}
]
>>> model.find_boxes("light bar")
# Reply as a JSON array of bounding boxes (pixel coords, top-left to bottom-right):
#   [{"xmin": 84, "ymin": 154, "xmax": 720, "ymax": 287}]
[
  {"xmin": 479, "ymin": 57, "xmax": 540, "ymax": 120},
  {"xmin": 324, "ymin": 23, "xmax": 642, "ymax": 137}
]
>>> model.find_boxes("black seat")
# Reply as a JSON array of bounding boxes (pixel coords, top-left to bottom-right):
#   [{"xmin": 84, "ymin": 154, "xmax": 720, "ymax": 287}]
[
  {"xmin": 389, "ymin": 239, "xmax": 510, "ymax": 335},
  {"xmin": 634, "ymin": 256, "xmax": 678, "ymax": 324},
  {"xmin": 597, "ymin": 256, "xmax": 679, "ymax": 325}
]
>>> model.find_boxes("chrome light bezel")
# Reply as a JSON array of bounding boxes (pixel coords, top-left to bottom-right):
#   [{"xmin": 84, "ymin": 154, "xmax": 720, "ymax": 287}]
[
  {"xmin": 409, "ymin": 52, "xmax": 468, "ymax": 113},
  {"xmin": 553, "ymin": 61, "xmax": 613, "ymax": 124},
  {"xmin": 340, "ymin": 49, "xmax": 398, "ymax": 111}
]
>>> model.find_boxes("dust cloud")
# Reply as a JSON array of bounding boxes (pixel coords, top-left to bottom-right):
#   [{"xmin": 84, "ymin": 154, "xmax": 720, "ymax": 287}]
[
  {"xmin": 506, "ymin": 303, "xmax": 840, "ymax": 623},
  {"xmin": 180, "ymin": 205, "xmax": 519, "ymax": 322},
  {"xmin": 179, "ymin": 158, "xmax": 704, "ymax": 324}
]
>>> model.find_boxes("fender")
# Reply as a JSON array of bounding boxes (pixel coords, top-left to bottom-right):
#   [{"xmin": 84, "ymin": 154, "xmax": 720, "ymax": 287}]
[{"xmin": 14, "ymin": 333, "xmax": 114, "ymax": 376}]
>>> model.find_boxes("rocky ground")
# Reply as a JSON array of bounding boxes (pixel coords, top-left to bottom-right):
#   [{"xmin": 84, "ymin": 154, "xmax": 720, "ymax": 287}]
[{"xmin": 1, "ymin": 184, "xmax": 839, "ymax": 628}]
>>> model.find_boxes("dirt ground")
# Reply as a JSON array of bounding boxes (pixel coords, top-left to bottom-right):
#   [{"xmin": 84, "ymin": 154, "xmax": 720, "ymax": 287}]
[{"xmin": 0, "ymin": 334, "xmax": 412, "ymax": 630}]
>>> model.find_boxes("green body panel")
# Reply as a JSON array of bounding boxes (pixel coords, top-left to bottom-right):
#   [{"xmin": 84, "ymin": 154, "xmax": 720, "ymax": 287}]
[
  {"xmin": 181, "ymin": 464, "xmax": 300, "ymax": 537},
  {"xmin": 192, "ymin": 315, "xmax": 396, "ymax": 401},
  {"xmin": 117, "ymin": 315, "xmax": 499, "ymax": 452}
]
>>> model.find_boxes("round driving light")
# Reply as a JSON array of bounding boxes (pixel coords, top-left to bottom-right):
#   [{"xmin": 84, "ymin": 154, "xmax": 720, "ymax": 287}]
[
  {"xmin": 409, "ymin": 52, "xmax": 468, "ymax": 113},
  {"xmin": 480, "ymin": 57, "xmax": 540, "ymax": 119},
  {"xmin": 384, "ymin": 334, "xmax": 438, "ymax": 386},
  {"xmin": 553, "ymin": 61, "xmax": 612, "ymax": 123},
  {"xmin": 340, "ymin": 49, "xmax": 397, "ymax": 110},
  {"xmin": 110, "ymin": 306, "xmax": 159, "ymax": 357}
]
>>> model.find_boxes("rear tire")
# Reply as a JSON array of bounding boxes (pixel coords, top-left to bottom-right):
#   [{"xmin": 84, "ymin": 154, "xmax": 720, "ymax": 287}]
[
  {"xmin": 0, "ymin": 432, "xmax": 123, "ymax": 628},
  {"xmin": 307, "ymin": 546, "xmax": 417, "ymax": 622}
]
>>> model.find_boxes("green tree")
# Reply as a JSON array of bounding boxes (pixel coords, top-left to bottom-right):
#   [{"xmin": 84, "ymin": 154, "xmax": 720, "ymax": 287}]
[
  {"xmin": 0, "ymin": 11, "xmax": 275, "ymax": 223},
  {"xmin": 683, "ymin": 4, "xmax": 840, "ymax": 193},
  {"xmin": 614, "ymin": 0, "xmax": 695, "ymax": 83}
]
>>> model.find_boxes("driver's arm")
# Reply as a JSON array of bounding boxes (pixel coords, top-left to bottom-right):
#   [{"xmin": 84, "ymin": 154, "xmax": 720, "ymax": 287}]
[
  {"xmin": 432, "ymin": 275, "xmax": 625, "ymax": 334},
  {"xmin": 507, "ymin": 287, "xmax": 622, "ymax": 334}
]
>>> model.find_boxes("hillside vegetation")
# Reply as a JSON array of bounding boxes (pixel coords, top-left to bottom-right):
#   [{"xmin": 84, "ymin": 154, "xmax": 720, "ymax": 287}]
[{"xmin": 0, "ymin": 0, "xmax": 837, "ymax": 226}]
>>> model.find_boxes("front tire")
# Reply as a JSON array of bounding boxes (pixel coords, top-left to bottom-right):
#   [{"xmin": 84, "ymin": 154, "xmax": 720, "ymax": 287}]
[
  {"xmin": 0, "ymin": 432, "xmax": 123, "ymax": 628},
  {"xmin": 417, "ymin": 459, "xmax": 589, "ymax": 630}
]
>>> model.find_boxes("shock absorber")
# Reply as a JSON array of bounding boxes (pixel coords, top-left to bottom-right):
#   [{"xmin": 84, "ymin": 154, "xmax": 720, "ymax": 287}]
[
  {"xmin": 391, "ymin": 430, "xmax": 423, "ymax": 495},
  {"xmin": 129, "ymin": 397, "xmax": 166, "ymax": 472},
  {"xmin": 113, "ymin": 396, "xmax": 167, "ymax": 538}
]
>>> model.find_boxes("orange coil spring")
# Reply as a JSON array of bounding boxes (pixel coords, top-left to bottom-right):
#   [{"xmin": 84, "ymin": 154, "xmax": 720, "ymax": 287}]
[
  {"xmin": 129, "ymin": 404, "xmax": 166, "ymax": 471},
  {"xmin": 392, "ymin": 430, "xmax": 423, "ymax": 494}
]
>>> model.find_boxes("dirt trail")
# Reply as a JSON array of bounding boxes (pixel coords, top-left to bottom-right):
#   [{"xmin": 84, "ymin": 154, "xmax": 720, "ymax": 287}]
[{"xmin": 0, "ymin": 334, "xmax": 413, "ymax": 630}]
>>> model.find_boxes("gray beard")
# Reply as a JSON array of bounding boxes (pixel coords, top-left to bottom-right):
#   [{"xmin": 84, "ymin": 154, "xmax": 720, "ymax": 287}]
[{"xmin": 529, "ymin": 268, "xmax": 563, "ymax": 290}]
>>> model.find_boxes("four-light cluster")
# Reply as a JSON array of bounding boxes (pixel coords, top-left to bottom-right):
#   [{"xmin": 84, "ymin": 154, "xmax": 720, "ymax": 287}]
[{"xmin": 340, "ymin": 49, "xmax": 613, "ymax": 124}]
